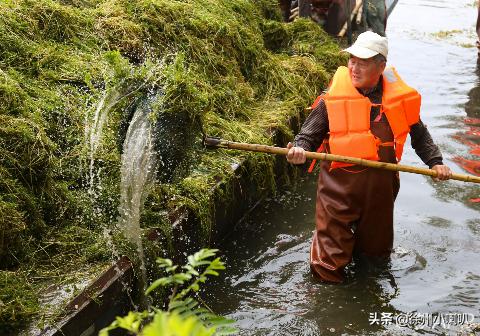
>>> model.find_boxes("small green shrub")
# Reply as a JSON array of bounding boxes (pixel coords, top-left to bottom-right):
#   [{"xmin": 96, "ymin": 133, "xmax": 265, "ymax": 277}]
[{"xmin": 100, "ymin": 248, "xmax": 237, "ymax": 336}]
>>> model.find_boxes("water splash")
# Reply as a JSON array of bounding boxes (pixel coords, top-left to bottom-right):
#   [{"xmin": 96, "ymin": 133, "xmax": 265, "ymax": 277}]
[{"xmin": 117, "ymin": 92, "xmax": 161, "ymax": 300}]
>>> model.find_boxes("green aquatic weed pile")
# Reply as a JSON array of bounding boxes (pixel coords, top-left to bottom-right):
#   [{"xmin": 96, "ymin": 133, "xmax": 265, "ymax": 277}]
[{"xmin": 0, "ymin": 0, "xmax": 345, "ymax": 332}]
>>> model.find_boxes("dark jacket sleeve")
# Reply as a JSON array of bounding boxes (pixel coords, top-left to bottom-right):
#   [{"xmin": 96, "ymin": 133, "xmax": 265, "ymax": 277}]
[
  {"xmin": 293, "ymin": 99, "xmax": 329, "ymax": 152},
  {"xmin": 410, "ymin": 119, "xmax": 444, "ymax": 168}
]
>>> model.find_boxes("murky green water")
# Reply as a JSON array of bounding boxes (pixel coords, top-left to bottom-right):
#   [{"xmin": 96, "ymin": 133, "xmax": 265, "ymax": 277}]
[{"xmin": 205, "ymin": 1, "xmax": 480, "ymax": 335}]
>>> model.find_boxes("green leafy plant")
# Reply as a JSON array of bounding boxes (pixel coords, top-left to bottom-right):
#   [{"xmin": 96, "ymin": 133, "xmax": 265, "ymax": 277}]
[{"xmin": 100, "ymin": 248, "xmax": 237, "ymax": 336}]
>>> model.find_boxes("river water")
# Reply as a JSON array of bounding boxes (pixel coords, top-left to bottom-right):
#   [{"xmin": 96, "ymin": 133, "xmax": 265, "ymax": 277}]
[{"xmin": 205, "ymin": 1, "xmax": 480, "ymax": 335}]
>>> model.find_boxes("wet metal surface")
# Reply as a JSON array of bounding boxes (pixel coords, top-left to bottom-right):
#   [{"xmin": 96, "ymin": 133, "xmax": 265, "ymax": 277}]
[
  {"xmin": 41, "ymin": 257, "xmax": 135, "ymax": 336},
  {"xmin": 205, "ymin": 1, "xmax": 480, "ymax": 335}
]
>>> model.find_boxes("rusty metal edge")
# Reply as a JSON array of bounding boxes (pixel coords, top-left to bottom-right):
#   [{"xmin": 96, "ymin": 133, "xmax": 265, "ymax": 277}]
[{"xmin": 39, "ymin": 256, "xmax": 135, "ymax": 336}]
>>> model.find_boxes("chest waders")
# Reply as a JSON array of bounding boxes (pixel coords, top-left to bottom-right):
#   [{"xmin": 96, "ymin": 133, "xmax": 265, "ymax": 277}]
[{"xmin": 310, "ymin": 118, "xmax": 400, "ymax": 282}]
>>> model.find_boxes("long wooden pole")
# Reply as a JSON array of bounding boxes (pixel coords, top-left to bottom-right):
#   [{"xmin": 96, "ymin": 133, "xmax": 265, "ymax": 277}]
[
  {"xmin": 338, "ymin": 0, "xmax": 363, "ymax": 38},
  {"xmin": 204, "ymin": 137, "xmax": 480, "ymax": 184}
]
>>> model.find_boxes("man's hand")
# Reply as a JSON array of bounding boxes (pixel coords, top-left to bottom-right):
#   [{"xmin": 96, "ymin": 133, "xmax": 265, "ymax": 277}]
[
  {"xmin": 431, "ymin": 164, "xmax": 452, "ymax": 181},
  {"xmin": 286, "ymin": 142, "xmax": 306, "ymax": 164}
]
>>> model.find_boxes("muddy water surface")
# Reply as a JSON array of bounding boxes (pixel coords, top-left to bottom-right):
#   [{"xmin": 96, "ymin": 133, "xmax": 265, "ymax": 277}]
[{"xmin": 205, "ymin": 1, "xmax": 480, "ymax": 335}]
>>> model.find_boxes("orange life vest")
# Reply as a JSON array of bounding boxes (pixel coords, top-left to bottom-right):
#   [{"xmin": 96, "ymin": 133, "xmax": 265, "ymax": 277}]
[{"xmin": 309, "ymin": 66, "xmax": 420, "ymax": 170}]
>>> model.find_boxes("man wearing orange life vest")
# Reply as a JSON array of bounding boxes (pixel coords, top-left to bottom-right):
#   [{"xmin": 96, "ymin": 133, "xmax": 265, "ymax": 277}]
[{"xmin": 286, "ymin": 31, "xmax": 452, "ymax": 283}]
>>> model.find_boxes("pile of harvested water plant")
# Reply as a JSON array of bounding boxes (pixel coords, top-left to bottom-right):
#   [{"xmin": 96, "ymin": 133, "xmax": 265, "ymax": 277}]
[{"xmin": 0, "ymin": 0, "xmax": 346, "ymax": 333}]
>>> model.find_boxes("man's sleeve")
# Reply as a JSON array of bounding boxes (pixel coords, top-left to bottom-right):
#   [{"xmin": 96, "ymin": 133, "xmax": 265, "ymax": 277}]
[
  {"xmin": 293, "ymin": 99, "xmax": 329, "ymax": 152},
  {"xmin": 410, "ymin": 119, "xmax": 444, "ymax": 168}
]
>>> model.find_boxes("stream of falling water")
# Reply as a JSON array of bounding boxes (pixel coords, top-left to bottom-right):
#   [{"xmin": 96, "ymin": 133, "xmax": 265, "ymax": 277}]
[
  {"xmin": 85, "ymin": 89, "xmax": 121, "ymax": 193},
  {"xmin": 117, "ymin": 93, "xmax": 160, "ymax": 301}
]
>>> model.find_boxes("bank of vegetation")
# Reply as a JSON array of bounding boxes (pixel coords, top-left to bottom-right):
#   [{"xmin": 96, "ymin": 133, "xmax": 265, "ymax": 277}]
[{"xmin": 0, "ymin": 0, "xmax": 345, "ymax": 332}]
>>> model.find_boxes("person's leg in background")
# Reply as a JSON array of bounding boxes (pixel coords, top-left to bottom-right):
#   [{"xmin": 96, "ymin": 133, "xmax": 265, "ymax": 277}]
[{"xmin": 365, "ymin": 0, "xmax": 387, "ymax": 36}]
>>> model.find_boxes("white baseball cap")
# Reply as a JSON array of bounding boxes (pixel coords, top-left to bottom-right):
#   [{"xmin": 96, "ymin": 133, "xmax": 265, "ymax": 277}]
[{"xmin": 343, "ymin": 31, "xmax": 388, "ymax": 59}]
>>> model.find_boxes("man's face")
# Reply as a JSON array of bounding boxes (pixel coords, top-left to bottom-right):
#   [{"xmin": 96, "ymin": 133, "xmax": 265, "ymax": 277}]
[{"xmin": 348, "ymin": 56, "xmax": 386, "ymax": 90}]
